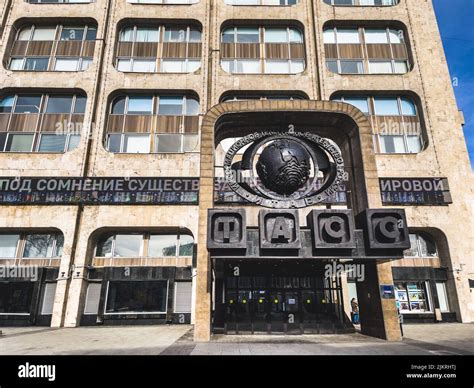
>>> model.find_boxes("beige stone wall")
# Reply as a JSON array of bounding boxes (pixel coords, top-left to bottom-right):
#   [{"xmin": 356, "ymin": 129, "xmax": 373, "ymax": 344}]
[{"xmin": 0, "ymin": 0, "xmax": 472, "ymax": 331}]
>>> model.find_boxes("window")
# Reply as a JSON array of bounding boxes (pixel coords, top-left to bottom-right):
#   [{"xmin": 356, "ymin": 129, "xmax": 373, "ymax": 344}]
[
  {"xmin": 221, "ymin": 26, "xmax": 305, "ymax": 74},
  {"xmin": 332, "ymin": 94, "xmax": 424, "ymax": 154},
  {"xmin": 127, "ymin": 96, "xmax": 153, "ymax": 114},
  {"xmin": 341, "ymin": 97, "xmax": 369, "ymax": 114},
  {"xmin": 0, "ymin": 93, "xmax": 86, "ymax": 153},
  {"xmin": 54, "ymin": 58, "xmax": 80, "ymax": 71},
  {"xmin": 106, "ymin": 94, "xmax": 199, "ymax": 154},
  {"xmin": 23, "ymin": 234, "xmax": 63, "ymax": 258},
  {"xmin": 116, "ymin": 25, "xmax": 202, "ymax": 73},
  {"xmin": 127, "ymin": 0, "xmax": 199, "ymax": 4},
  {"xmin": 0, "ymin": 282, "xmax": 34, "ymax": 314},
  {"xmin": 105, "ymin": 280, "xmax": 168, "ymax": 314},
  {"xmin": 395, "ymin": 282, "xmax": 431, "ymax": 313},
  {"xmin": 158, "ymin": 96, "xmax": 183, "ymax": 115},
  {"xmin": 0, "ymin": 235, "xmax": 20, "ymax": 258},
  {"xmin": 225, "ymin": 0, "xmax": 298, "ymax": 5},
  {"xmin": 96, "ymin": 233, "xmax": 194, "ymax": 258},
  {"xmin": 324, "ymin": 26, "xmax": 410, "ymax": 75},
  {"xmin": 27, "ymin": 0, "xmax": 94, "ymax": 3},
  {"xmin": 149, "ymin": 235, "xmax": 177, "ymax": 256},
  {"xmin": 404, "ymin": 233, "xmax": 438, "ymax": 258},
  {"xmin": 38, "ymin": 135, "xmax": 67, "ymax": 152},
  {"xmin": 374, "ymin": 97, "xmax": 400, "ymax": 115},
  {"xmin": 324, "ymin": 0, "xmax": 399, "ymax": 5},
  {"xmin": 0, "ymin": 233, "xmax": 63, "ymax": 259},
  {"xmin": 5, "ymin": 134, "xmax": 34, "ymax": 152},
  {"xmin": 368, "ymin": 61, "xmax": 393, "ymax": 74},
  {"xmin": 96, "ymin": 234, "xmax": 142, "ymax": 257},
  {"xmin": 9, "ymin": 24, "xmax": 96, "ymax": 72},
  {"xmin": 365, "ymin": 29, "xmax": 389, "ymax": 44},
  {"xmin": 336, "ymin": 29, "xmax": 360, "ymax": 44},
  {"xmin": 339, "ymin": 60, "xmax": 364, "ymax": 74},
  {"xmin": 124, "ymin": 134, "xmax": 150, "ymax": 153}
]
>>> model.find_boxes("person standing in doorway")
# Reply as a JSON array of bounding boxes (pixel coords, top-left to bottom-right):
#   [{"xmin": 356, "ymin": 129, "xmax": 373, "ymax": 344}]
[{"xmin": 351, "ymin": 298, "xmax": 359, "ymax": 325}]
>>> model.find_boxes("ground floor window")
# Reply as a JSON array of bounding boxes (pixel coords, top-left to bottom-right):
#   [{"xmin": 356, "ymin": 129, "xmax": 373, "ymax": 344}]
[
  {"xmin": 395, "ymin": 281, "xmax": 431, "ymax": 313},
  {"xmin": 105, "ymin": 281, "xmax": 168, "ymax": 314},
  {"xmin": 0, "ymin": 281, "xmax": 34, "ymax": 314}
]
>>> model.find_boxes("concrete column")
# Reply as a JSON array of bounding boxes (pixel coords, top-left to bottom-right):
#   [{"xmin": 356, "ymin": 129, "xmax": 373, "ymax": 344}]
[{"xmin": 357, "ymin": 260, "xmax": 401, "ymax": 341}]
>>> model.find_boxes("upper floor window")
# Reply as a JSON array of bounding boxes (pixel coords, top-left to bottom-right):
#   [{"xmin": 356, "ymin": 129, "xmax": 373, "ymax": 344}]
[
  {"xmin": 127, "ymin": 0, "xmax": 198, "ymax": 4},
  {"xmin": 95, "ymin": 232, "xmax": 193, "ymax": 258},
  {"xmin": 225, "ymin": 0, "xmax": 298, "ymax": 5},
  {"xmin": 106, "ymin": 94, "xmax": 199, "ymax": 153},
  {"xmin": 404, "ymin": 233, "xmax": 438, "ymax": 258},
  {"xmin": 0, "ymin": 92, "xmax": 85, "ymax": 153},
  {"xmin": 324, "ymin": 26, "xmax": 410, "ymax": 75},
  {"xmin": 115, "ymin": 25, "xmax": 202, "ymax": 73},
  {"xmin": 8, "ymin": 24, "xmax": 96, "ymax": 72},
  {"xmin": 220, "ymin": 26, "xmax": 305, "ymax": 74},
  {"xmin": 27, "ymin": 0, "xmax": 93, "ymax": 3},
  {"xmin": 332, "ymin": 94, "xmax": 424, "ymax": 153},
  {"xmin": 0, "ymin": 233, "xmax": 64, "ymax": 259},
  {"xmin": 324, "ymin": 0, "xmax": 398, "ymax": 5}
]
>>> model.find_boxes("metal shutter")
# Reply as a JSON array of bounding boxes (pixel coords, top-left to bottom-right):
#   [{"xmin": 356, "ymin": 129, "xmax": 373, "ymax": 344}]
[
  {"xmin": 41, "ymin": 283, "xmax": 57, "ymax": 315},
  {"xmin": 84, "ymin": 283, "xmax": 101, "ymax": 315},
  {"xmin": 174, "ymin": 282, "xmax": 192, "ymax": 313}
]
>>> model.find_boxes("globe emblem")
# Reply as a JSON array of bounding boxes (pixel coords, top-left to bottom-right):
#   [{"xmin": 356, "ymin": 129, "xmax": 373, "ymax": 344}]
[{"xmin": 256, "ymin": 139, "xmax": 311, "ymax": 195}]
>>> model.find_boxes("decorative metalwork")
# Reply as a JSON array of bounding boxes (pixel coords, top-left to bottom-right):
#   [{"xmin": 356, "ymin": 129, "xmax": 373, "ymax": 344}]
[{"xmin": 223, "ymin": 131, "xmax": 345, "ymax": 208}]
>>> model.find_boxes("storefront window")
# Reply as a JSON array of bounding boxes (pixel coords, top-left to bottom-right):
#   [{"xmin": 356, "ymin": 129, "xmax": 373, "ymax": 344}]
[
  {"xmin": 0, "ymin": 282, "xmax": 34, "ymax": 314},
  {"xmin": 105, "ymin": 280, "xmax": 168, "ymax": 314},
  {"xmin": 395, "ymin": 281, "xmax": 431, "ymax": 313}
]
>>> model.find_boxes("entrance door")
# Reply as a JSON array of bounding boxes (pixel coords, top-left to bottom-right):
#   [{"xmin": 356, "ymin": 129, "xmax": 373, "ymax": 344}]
[
  {"xmin": 220, "ymin": 262, "xmax": 346, "ymax": 335},
  {"xmin": 285, "ymin": 291, "xmax": 302, "ymax": 334}
]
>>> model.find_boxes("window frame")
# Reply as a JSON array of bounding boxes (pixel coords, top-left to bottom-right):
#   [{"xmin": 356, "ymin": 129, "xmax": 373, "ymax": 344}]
[
  {"xmin": 9, "ymin": 24, "xmax": 96, "ymax": 72},
  {"xmin": 94, "ymin": 232, "xmax": 194, "ymax": 259}
]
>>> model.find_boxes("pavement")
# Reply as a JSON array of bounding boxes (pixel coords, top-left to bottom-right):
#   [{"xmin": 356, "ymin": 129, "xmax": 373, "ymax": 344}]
[{"xmin": 0, "ymin": 323, "xmax": 472, "ymax": 355}]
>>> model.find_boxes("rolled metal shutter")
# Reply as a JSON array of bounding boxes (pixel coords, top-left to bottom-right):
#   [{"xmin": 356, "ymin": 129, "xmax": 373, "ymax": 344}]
[
  {"xmin": 174, "ymin": 282, "xmax": 192, "ymax": 313},
  {"xmin": 41, "ymin": 283, "xmax": 57, "ymax": 315},
  {"xmin": 84, "ymin": 283, "xmax": 102, "ymax": 315}
]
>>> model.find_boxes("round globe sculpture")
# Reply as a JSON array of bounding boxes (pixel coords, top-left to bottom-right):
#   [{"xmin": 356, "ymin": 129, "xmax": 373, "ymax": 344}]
[{"xmin": 256, "ymin": 139, "xmax": 311, "ymax": 195}]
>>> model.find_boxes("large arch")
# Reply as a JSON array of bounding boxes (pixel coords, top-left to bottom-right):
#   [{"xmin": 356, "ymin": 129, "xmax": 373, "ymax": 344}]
[{"xmin": 194, "ymin": 100, "xmax": 400, "ymax": 341}]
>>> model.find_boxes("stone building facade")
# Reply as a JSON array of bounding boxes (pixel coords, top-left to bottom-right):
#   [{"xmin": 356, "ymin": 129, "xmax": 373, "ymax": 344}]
[{"xmin": 0, "ymin": 0, "xmax": 472, "ymax": 342}]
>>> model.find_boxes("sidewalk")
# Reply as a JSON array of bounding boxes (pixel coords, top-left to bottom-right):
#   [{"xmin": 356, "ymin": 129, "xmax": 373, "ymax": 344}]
[{"xmin": 0, "ymin": 323, "xmax": 472, "ymax": 355}]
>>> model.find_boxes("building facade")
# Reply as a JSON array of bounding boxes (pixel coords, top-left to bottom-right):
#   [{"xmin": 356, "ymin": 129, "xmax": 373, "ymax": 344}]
[{"xmin": 0, "ymin": 0, "xmax": 472, "ymax": 342}]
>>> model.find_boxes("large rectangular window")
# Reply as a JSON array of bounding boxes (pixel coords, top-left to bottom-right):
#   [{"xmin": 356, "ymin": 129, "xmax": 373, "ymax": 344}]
[
  {"xmin": 0, "ymin": 233, "xmax": 63, "ymax": 259},
  {"xmin": 0, "ymin": 282, "xmax": 34, "ymax": 314},
  {"xmin": 115, "ymin": 25, "xmax": 202, "ymax": 74},
  {"xmin": 9, "ymin": 24, "xmax": 96, "ymax": 72},
  {"xmin": 0, "ymin": 93, "xmax": 86, "ymax": 153},
  {"xmin": 96, "ymin": 233, "xmax": 194, "ymax": 259},
  {"xmin": 332, "ymin": 95, "xmax": 423, "ymax": 154},
  {"xmin": 324, "ymin": 26, "xmax": 410, "ymax": 75},
  {"xmin": 105, "ymin": 280, "xmax": 168, "ymax": 314},
  {"xmin": 395, "ymin": 282, "xmax": 431, "ymax": 313},
  {"xmin": 221, "ymin": 26, "xmax": 305, "ymax": 74},
  {"xmin": 106, "ymin": 94, "xmax": 199, "ymax": 153}
]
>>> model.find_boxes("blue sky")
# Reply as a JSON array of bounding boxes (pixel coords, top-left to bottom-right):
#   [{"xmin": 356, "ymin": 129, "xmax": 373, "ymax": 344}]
[{"xmin": 433, "ymin": 0, "xmax": 474, "ymax": 168}]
